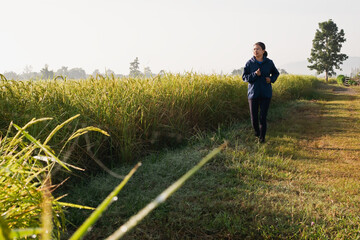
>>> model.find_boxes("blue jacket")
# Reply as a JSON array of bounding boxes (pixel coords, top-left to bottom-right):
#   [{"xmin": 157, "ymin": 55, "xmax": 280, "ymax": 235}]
[{"xmin": 242, "ymin": 56, "xmax": 280, "ymax": 99}]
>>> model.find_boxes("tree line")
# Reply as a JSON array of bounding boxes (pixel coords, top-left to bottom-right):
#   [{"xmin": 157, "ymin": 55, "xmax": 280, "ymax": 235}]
[
  {"xmin": 1, "ymin": 58, "xmax": 157, "ymax": 80},
  {"xmin": 2, "ymin": 65, "xmax": 125, "ymax": 80}
]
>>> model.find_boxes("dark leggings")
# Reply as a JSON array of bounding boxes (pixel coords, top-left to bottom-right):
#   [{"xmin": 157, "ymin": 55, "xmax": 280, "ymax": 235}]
[{"xmin": 248, "ymin": 98, "xmax": 271, "ymax": 140}]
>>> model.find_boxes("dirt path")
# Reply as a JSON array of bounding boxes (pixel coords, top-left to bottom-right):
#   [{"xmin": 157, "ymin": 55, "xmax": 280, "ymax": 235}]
[
  {"xmin": 304, "ymin": 85, "xmax": 360, "ymax": 191},
  {"xmin": 271, "ymin": 84, "xmax": 360, "ymax": 181},
  {"xmin": 260, "ymin": 85, "xmax": 360, "ymax": 237},
  {"xmin": 299, "ymin": 85, "xmax": 360, "ymax": 169}
]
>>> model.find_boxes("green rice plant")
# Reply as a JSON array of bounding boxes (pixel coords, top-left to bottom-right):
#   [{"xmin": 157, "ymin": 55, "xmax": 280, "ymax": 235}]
[
  {"xmin": 1, "ymin": 117, "xmax": 225, "ymax": 240},
  {"xmin": 272, "ymin": 75, "xmax": 320, "ymax": 100},
  {"xmin": 0, "ymin": 74, "xmax": 7, "ymax": 81},
  {"xmin": 0, "ymin": 116, "xmax": 108, "ymax": 239},
  {"xmin": 53, "ymin": 75, "xmax": 66, "ymax": 81},
  {"xmin": 0, "ymin": 74, "xmax": 321, "ymax": 168}
]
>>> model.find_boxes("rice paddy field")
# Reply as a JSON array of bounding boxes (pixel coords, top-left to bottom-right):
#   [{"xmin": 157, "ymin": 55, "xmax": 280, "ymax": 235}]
[
  {"xmin": 1, "ymin": 74, "xmax": 332, "ymax": 239},
  {"xmin": 0, "ymin": 74, "xmax": 319, "ymax": 166}
]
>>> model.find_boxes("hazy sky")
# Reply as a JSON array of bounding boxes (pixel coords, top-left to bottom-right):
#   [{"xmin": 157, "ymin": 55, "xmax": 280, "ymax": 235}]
[{"xmin": 1, "ymin": 0, "xmax": 359, "ymax": 75}]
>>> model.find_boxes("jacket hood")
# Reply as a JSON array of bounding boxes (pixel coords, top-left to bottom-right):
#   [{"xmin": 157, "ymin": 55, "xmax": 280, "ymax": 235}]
[{"xmin": 250, "ymin": 56, "xmax": 269, "ymax": 63}]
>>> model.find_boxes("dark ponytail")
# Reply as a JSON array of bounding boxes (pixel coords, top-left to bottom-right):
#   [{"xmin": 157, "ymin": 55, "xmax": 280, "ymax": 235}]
[
  {"xmin": 264, "ymin": 51, "xmax": 268, "ymax": 58},
  {"xmin": 255, "ymin": 42, "xmax": 268, "ymax": 57}
]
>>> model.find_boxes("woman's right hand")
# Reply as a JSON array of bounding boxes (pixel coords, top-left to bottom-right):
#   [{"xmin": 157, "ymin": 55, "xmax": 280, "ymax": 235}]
[{"xmin": 255, "ymin": 68, "xmax": 261, "ymax": 76}]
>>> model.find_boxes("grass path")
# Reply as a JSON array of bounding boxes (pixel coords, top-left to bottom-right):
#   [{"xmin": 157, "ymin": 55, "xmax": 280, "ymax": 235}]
[{"xmin": 63, "ymin": 84, "xmax": 360, "ymax": 239}]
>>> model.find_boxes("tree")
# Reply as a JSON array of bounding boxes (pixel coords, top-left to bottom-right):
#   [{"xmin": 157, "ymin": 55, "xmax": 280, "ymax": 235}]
[
  {"xmin": 67, "ymin": 68, "xmax": 86, "ymax": 79},
  {"xmin": 3, "ymin": 71, "xmax": 18, "ymax": 80},
  {"xmin": 129, "ymin": 57, "xmax": 142, "ymax": 77},
  {"xmin": 92, "ymin": 69, "xmax": 101, "ymax": 77},
  {"xmin": 231, "ymin": 67, "xmax": 244, "ymax": 76},
  {"xmin": 279, "ymin": 68, "xmax": 288, "ymax": 75},
  {"xmin": 144, "ymin": 66, "xmax": 152, "ymax": 78},
  {"xmin": 105, "ymin": 68, "xmax": 115, "ymax": 77},
  {"xmin": 21, "ymin": 65, "xmax": 34, "ymax": 79},
  {"xmin": 20, "ymin": 65, "xmax": 40, "ymax": 80},
  {"xmin": 23, "ymin": 65, "xmax": 33, "ymax": 75},
  {"xmin": 40, "ymin": 64, "xmax": 54, "ymax": 79},
  {"xmin": 55, "ymin": 66, "xmax": 69, "ymax": 77},
  {"xmin": 307, "ymin": 19, "xmax": 348, "ymax": 82}
]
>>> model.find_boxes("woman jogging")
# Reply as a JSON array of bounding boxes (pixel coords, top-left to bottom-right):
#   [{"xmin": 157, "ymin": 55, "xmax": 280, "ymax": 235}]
[{"xmin": 242, "ymin": 42, "xmax": 280, "ymax": 143}]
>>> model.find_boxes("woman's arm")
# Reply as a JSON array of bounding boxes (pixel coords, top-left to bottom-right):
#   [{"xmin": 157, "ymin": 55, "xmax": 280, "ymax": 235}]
[
  {"xmin": 270, "ymin": 61, "xmax": 280, "ymax": 83},
  {"xmin": 242, "ymin": 63, "xmax": 258, "ymax": 83}
]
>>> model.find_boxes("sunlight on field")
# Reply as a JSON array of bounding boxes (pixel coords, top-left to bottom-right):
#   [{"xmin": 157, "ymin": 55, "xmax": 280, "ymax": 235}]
[{"xmin": 0, "ymin": 74, "xmax": 318, "ymax": 166}]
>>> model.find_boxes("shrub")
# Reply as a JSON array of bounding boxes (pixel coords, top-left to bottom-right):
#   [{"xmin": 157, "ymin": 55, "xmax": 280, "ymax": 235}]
[{"xmin": 337, "ymin": 75, "xmax": 345, "ymax": 85}]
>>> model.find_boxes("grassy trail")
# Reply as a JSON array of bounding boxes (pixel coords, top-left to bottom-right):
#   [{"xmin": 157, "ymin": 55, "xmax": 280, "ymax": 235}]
[
  {"xmin": 258, "ymin": 84, "xmax": 360, "ymax": 239},
  {"xmin": 64, "ymin": 84, "xmax": 360, "ymax": 239}
]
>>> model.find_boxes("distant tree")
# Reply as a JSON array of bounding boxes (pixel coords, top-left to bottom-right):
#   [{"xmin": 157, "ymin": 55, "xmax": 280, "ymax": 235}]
[
  {"xmin": 18, "ymin": 65, "xmax": 41, "ymax": 79},
  {"xmin": 68, "ymin": 68, "xmax": 86, "ymax": 79},
  {"xmin": 231, "ymin": 67, "xmax": 244, "ymax": 76},
  {"xmin": 23, "ymin": 65, "xmax": 33, "ymax": 75},
  {"xmin": 279, "ymin": 68, "xmax": 288, "ymax": 75},
  {"xmin": 115, "ymin": 74, "xmax": 125, "ymax": 78},
  {"xmin": 55, "ymin": 66, "xmax": 69, "ymax": 77},
  {"xmin": 92, "ymin": 69, "xmax": 101, "ymax": 77},
  {"xmin": 20, "ymin": 65, "xmax": 41, "ymax": 80},
  {"xmin": 40, "ymin": 64, "xmax": 54, "ymax": 79},
  {"xmin": 105, "ymin": 68, "xmax": 115, "ymax": 77},
  {"xmin": 144, "ymin": 66, "xmax": 153, "ymax": 78},
  {"xmin": 129, "ymin": 57, "xmax": 142, "ymax": 77},
  {"xmin": 3, "ymin": 71, "xmax": 18, "ymax": 80},
  {"xmin": 307, "ymin": 19, "xmax": 348, "ymax": 82},
  {"xmin": 21, "ymin": 65, "xmax": 34, "ymax": 79}
]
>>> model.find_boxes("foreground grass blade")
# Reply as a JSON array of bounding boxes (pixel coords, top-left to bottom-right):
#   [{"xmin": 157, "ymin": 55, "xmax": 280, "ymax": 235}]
[
  {"xmin": 9, "ymin": 228, "xmax": 43, "ymax": 239},
  {"xmin": 106, "ymin": 142, "xmax": 228, "ymax": 240},
  {"xmin": 57, "ymin": 202, "xmax": 95, "ymax": 210},
  {"xmin": 5, "ymin": 117, "xmax": 52, "ymax": 155},
  {"xmin": 43, "ymin": 114, "xmax": 80, "ymax": 146},
  {"xmin": 0, "ymin": 73, "xmax": 7, "ymax": 81},
  {"xmin": 13, "ymin": 124, "xmax": 70, "ymax": 171},
  {"xmin": 69, "ymin": 162, "xmax": 142, "ymax": 240}
]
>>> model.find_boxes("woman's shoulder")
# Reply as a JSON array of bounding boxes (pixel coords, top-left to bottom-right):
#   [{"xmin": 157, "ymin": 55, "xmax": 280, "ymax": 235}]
[
  {"xmin": 263, "ymin": 58, "xmax": 276, "ymax": 67},
  {"xmin": 264, "ymin": 57, "xmax": 273, "ymax": 63},
  {"xmin": 245, "ymin": 57, "xmax": 256, "ymax": 65}
]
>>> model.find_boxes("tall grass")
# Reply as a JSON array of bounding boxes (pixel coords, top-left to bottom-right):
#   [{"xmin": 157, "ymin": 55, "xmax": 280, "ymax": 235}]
[
  {"xmin": 0, "ymin": 115, "xmax": 226, "ymax": 239},
  {"xmin": 0, "ymin": 74, "xmax": 320, "ymax": 167},
  {"xmin": 0, "ymin": 73, "xmax": 322, "ymax": 238},
  {"xmin": 0, "ymin": 118, "xmax": 64, "ymax": 238},
  {"xmin": 0, "ymin": 116, "xmax": 107, "ymax": 239},
  {"xmin": 273, "ymin": 75, "xmax": 320, "ymax": 100}
]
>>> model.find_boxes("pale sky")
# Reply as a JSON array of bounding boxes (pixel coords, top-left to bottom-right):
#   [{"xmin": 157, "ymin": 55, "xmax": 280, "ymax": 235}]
[{"xmin": 1, "ymin": 0, "xmax": 359, "ymax": 75}]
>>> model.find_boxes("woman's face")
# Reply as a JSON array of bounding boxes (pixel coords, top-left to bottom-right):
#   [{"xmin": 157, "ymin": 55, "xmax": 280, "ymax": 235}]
[{"xmin": 253, "ymin": 45, "xmax": 265, "ymax": 59}]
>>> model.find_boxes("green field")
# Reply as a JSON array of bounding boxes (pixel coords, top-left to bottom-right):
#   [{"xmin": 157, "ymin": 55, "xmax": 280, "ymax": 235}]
[
  {"xmin": 4, "ymin": 74, "xmax": 358, "ymax": 239},
  {"xmin": 0, "ymin": 74, "xmax": 319, "ymax": 167},
  {"xmin": 63, "ymin": 83, "xmax": 360, "ymax": 239}
]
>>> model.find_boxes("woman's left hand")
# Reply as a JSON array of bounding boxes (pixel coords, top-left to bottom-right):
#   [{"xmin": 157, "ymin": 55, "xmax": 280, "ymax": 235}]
[{"xmin": 266, "ymin": 77, "xmax": 271, "ymax": 84}]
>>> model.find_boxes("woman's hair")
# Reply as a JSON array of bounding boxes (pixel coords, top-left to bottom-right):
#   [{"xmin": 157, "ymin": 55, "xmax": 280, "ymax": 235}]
[{"xmin": 254, "ymin": 42, "xmax": 268, "ymax": 57}]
